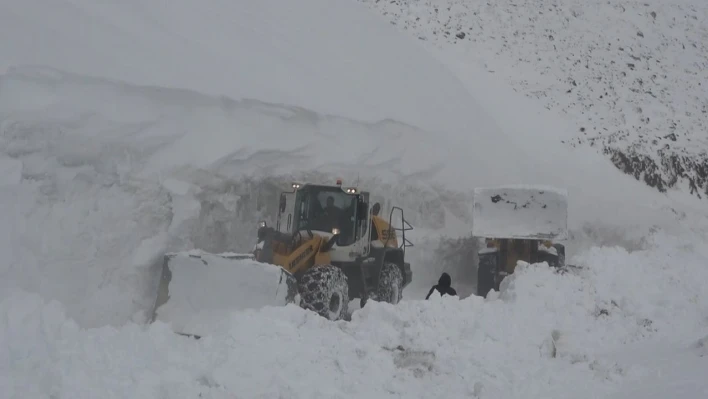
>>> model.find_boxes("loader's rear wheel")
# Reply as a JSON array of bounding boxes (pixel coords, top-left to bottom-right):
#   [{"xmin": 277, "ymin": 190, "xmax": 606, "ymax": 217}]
[
  {"xmin": 376, "ymin": 262, "xmax": 403, "ymax": 305},
  {"xmin": 298, "ymin": 264, "xmax": 349, "ymax": 321}
]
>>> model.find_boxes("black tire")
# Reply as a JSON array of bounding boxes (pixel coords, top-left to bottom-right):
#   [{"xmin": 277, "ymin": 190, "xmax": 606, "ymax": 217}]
[
  {"xmin": 375, "ymin": 262, "xmax": 404, "ymax": 304},
  {"xmin": 298, "ymin": 264, "xmax": 349, "ymax": 320},
  {"xmin": 476, "ymin": 252, "xmax": 497, "ymax": 297}
]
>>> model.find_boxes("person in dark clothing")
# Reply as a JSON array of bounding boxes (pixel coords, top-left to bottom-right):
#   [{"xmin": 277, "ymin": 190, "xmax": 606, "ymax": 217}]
[
  {"xmin": 323, "ymin": 196, "xmax": 341, "ymax": 228},
  {"xmin": 425, "ymin": 272, "xmax": 457, "ymax": 299}
]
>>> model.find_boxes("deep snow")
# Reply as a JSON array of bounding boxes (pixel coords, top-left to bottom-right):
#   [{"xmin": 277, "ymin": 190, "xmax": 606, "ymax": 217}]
[
  {"xmin": 2, "ymin": 65, "xmax": 704, "ymax": 328},
  {"xmin": 0, "ymin": 0, "xmax": 513, "ymax": 140},
  {"xmin": 2, "ymin": 232, "xmax": 707, "ymax": 398},
  {"xmin": 1, "ymin": 0, "xmax": 707, "ymax": 397}
]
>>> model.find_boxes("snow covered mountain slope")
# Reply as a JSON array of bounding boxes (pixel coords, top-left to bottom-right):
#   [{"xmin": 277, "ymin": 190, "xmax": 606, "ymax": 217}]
[{"xmin": 357, "ymin": 0, "xmax": 708, "ymax": 199}]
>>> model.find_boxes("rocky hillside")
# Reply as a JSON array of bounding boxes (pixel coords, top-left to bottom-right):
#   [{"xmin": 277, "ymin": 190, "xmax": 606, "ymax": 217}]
[{"xmin": 357, "ymin": 0, "xmax": 708, "ymax": 199}]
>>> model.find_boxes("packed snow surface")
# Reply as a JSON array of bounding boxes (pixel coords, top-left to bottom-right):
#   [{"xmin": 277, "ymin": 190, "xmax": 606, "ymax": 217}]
[{"xmin": 3, "ymin": 232, "xmax": 708, "ymax": 398}]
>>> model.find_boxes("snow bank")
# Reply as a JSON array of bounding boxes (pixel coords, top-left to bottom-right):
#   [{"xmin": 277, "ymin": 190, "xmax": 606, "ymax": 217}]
[
  {"xmin": 1, "ymin": 63, "xmax": 704, "ymax": 327},
  {"xmin": 3, "ymin": 234, "xmax": 706, "ymax": 398},
  {"xmin": 0, "ymin": 64, "xmax": 489, "ymax": 324},
  {"xmin": 0, "ymin": 0, "xmax": 505, "ymax": 140},
  {"xmin": 0, "ymin": 64, "xmax": 543, "ymax": 191}
]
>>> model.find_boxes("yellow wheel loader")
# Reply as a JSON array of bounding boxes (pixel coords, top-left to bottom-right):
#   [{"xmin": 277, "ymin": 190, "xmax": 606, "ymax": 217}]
[
  {"xmin": 150, "ymin": 180, "xmax": 413, "ymax": 337},
  {"xmin": 252, "ymin": 180, "xmax": 413, "ymax": 320},
  {"xmin": 472, "ymin": 185, "xmax": 568, "ymax": 297}
]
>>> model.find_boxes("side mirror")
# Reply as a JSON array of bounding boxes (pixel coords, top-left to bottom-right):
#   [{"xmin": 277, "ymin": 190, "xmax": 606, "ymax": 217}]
[{"xmin": 358, "ymin": 201, "xmax": 369, "ymax": 218}]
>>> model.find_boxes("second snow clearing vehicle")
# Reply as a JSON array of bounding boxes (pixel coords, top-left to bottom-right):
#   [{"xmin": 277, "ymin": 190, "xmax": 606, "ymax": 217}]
[
  {"xmin": 472, "ymin": 185, "xmax": 568, "ymax": 298},
  {"xmin": 151, "ymin": 179, "xmax": 413, "ymax": 336},
  {"xmin": 253, "ymin": 180, "xmax": 413, "ymax": 320}
]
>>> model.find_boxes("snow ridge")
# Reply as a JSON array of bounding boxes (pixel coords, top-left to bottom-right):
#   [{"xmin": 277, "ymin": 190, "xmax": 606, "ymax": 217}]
[{"xmin": 357, "ymin": 0, "xmax": 708, "ymax": 198}]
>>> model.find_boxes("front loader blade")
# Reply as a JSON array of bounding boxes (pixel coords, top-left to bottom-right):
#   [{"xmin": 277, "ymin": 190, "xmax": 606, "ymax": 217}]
[
  {"xmin": 150, "ymin": 250, "xmax": 298, "ymax": 338},
  {"xmin": 472, "ymin": 185, "xmax": 568, "ymax": 240}
]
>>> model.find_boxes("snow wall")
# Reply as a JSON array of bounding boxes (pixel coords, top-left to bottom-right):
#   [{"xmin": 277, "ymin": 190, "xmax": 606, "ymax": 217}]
[{"xmin": 2, "ymin": 67, "xmax": 705, "ymax": 329}]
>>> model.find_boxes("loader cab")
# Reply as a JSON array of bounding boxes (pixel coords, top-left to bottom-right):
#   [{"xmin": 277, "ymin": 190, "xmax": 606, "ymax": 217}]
[{"xmin": 275, "ymin": 182, "xmax": 371, "ymax": 258}]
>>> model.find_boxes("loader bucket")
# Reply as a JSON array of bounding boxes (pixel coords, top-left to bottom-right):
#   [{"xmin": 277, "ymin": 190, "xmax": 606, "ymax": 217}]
[
  {"xmin": 150, "ymin": 250, "xmax": 298, "ymax": 338},
  {"xmin": 472, "ymin": 185, "xmax": 568, "ymax": 240}
]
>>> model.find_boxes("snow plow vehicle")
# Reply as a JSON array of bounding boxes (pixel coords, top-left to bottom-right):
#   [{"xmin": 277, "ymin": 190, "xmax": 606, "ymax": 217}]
[
  {"xmin": 472, "ymin": 185, "xmax": 568, "ymax": 297},
  {"xmin": 151, "ymin": 180, "xmax": 413, "ymax": 336},
  {"xmin": 252, "ymin": 180, "xmax": 413, "ymax": 319}
]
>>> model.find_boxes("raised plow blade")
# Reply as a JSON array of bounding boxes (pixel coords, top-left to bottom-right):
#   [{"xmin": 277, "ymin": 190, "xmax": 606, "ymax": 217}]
[
  {"xmin": 472, "ymin": 185, "xmax": 568, "ymax": 240},
  {"xmin": 150, "ymin": 250, "xmax": 298, "ymax": 338}
]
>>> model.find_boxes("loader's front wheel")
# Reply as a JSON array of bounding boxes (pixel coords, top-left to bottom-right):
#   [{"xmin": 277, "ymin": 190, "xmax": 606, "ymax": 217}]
[
  {"xmin": 376, "ymin": 262, "xmax": 404, "ymax": 305},
  {"xmin": 298, "ymin": 264, "xmax": 349, "ymax": 321}
]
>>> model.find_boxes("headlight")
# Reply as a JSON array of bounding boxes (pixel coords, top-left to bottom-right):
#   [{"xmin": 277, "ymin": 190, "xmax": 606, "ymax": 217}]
[
  {"xmin": 332, "ymin": 228, "xmax": 340, "ymax": 235},
  {"xmin": 258, "ymin": 220, "xmax": 267, "ymax": 228}
]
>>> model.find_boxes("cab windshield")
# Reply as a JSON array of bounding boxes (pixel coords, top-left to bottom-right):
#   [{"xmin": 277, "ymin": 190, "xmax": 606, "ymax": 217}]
[{"xmin": 294, "ymin": 186, "xmax": 358, "ymax": 245}]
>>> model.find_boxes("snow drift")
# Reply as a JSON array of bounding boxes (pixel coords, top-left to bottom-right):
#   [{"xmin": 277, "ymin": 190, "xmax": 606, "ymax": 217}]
[
  {"xmin": 0, "ymin": 0, "xmax": 512, "ymax": 141},
  {"xmin": 2, "ymin": 65, "xmax": 704, "ymax": 328},
  {"xmin": 0, "ymin": 66, "xmax": 457, "ymax": 327},
  {"xmin": 2, "ymin": 231, "xmax": 707, "ymax": 398}
]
